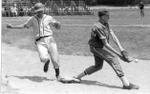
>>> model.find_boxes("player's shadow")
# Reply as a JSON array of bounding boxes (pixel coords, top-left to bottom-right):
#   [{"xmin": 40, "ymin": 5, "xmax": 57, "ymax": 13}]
[
  {"xmin": 7, "ymin": 75, "xmax": 54, "ymax": 82},
  {"xmin": 80, "ymin": 80, "xmax": 122, "ymax": 89}
]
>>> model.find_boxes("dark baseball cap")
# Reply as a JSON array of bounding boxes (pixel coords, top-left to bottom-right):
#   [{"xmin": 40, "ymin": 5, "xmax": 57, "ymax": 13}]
[{"xmin": 98, "ymin": 10, "xmax": 109, "ymax": 17}]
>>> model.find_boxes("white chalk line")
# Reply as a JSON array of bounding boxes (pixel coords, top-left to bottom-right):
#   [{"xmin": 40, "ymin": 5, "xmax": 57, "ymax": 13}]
[{"xmin": 62, "ymin": 24, "xmax": 150, "ymax": 27}]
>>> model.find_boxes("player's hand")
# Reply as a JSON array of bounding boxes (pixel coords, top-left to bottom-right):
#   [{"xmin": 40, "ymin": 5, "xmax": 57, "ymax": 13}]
[
  {"xmin": 6, "ymin": 24, "xmax": 13, "ymax": 28},
  {"xmin": 53, "ymin": 22, "xmax": 61, "ymax": 30},
  {"xmin": 120, "ymin": 50, "xmax": 131, "ymax": 63}
]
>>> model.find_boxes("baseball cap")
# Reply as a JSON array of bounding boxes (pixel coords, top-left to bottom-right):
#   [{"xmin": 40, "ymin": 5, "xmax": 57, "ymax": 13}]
[
  {"xmin": 98, "ymin": 10, "xmax": 109, "ymax": 17},
  {"xmin": 33, "ymin": 3, "xmax": 44, "ymax": 13}
]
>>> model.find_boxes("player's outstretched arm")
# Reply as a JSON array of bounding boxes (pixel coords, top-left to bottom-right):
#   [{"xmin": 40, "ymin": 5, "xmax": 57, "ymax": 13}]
[
  {"xmin": 102, "ymin": 39, "xmax": 121, "ymax": 57},
  {"xmin": 6, "ymin": 24, "xmax": 27, "ymax": 29},
  {"xmin": 110, "ymin": 29, "xmax": 125, "ymax": 52},
  {"xmin": 109, "ymin": 30, "xmax": 137, "ymax": 63},
  {"xmin": 7, "ymin": 17, "xmax": 33, "ymax": 29}
]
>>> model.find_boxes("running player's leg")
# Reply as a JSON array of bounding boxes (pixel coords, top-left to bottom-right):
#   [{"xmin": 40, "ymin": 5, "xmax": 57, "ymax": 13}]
[
  {"xmin": 36, "ymin": 43, "xmax": 50, "ymax": 72},
  {"xmin": 48, "ymin": 42, "xmax": 60, "ymax": 79},
  {"xmin": 76, "ymin": 55, "xmax": 104, "ymax": 80}
]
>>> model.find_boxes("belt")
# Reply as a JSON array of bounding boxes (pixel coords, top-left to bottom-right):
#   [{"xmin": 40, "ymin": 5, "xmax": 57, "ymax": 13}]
[{"xmin": 35, "ymin": 35, "xmax": 51, "ymax": 41}]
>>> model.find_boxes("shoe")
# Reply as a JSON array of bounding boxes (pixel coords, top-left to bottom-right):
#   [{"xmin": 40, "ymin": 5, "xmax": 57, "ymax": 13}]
[
  {"xmin": 123, "ymin": 83, "xmax": 139, "ymax": 90},
  {"xmin": 71, "ymin": 77, "xmax": 81, "ymax": 83},
  {"xmin": 56, "ymin": 75, "xmax": 62, "ymax": 81},
  {"xmin": 57, "ymin": 76, "xmax": 81, "ymax": 83},
  {"xmin": 57, "ymin": 76, "xmax": 72, "ymax": 83},
  {"xmin": 43, "ymin": 61, "xmax": 49, "ymax": 72}
]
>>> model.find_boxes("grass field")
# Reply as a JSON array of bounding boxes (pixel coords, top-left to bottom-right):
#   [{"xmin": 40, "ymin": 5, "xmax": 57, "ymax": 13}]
[{"xmin": 2, "ymin": 8, "xmax": 150, "ymax": 59}]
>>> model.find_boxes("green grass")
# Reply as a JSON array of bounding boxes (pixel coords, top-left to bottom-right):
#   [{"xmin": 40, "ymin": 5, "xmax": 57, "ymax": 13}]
[{"xmin": 2, "ymin": 8, "xmax": 150, "ymax": 59}]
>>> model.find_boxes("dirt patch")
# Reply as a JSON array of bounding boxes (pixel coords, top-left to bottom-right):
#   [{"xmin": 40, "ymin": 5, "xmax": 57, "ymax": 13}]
[{"xmin": 1, "ymin": 43, "xmax": 150, "ymax": 94}]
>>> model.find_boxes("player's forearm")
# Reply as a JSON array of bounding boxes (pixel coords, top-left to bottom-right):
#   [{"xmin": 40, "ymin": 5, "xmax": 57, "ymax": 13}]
[
  {"xmin": 110, "ymin": 30, "xmax": 124, "ymax": 51},
  {"xmin": 105, "ymin": 43, "xmax": 121, "ymax": 57},
  {"xmin": 113, "ymin": 37, "xmax": 124, "ymax": 51},
  {"xmin": 11, "ymin": 24, "xmax": 25, "ymax": 29}
]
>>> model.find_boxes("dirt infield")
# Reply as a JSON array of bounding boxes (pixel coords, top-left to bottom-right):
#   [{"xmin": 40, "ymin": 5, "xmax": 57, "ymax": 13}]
[{"xmin": 1, "ymin": 43, "xmax": 150, "ymax": 94}]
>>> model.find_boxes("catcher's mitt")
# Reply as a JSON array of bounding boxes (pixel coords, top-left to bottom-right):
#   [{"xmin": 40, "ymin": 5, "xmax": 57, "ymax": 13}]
[{"xmin": 120, "ymin": 50, "xmax": 132, "ymax": 63}]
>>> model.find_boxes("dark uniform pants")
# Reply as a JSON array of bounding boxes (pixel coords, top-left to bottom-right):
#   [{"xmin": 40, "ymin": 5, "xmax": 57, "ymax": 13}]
[{"xmin": 85, "ymin": 46, "xmax": 124, "ymax": 77}]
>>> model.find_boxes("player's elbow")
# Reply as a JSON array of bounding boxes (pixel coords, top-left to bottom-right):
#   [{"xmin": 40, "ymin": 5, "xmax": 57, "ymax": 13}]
[
  {"xmin": 101, "ymin": 39, "xmax": 108, "ymax": 46},
  {"xmin": 24, "ymin": 25, "xmax": 29, "ymax": 29}
]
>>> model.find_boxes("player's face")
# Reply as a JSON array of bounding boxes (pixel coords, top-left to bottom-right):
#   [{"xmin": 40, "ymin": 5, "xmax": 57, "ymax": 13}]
[
  {"xmin": 101, "ymin": 15, "xmax": 109, "ymax": 23},
  {"xmin": 36, "ymin": 11, "xmax": 43, "ymax": 17}
]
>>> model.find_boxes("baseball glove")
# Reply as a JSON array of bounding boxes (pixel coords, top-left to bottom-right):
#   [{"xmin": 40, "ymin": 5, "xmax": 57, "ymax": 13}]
[{"xmin": 120, "ymin": 50, "xmax": 131, "ymax": 63}]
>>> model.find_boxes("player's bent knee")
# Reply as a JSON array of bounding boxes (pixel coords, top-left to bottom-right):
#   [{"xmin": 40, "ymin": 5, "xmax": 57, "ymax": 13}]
[
  {"xmin": 96, "ymin": 65, "xmax": 103, "ymax": 70},
  {"xmin": 40, "ymin": 58, "xmax": 49, "ymax": 63}
]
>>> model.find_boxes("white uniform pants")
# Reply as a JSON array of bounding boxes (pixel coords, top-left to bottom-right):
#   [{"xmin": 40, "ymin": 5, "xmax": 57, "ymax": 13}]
[{"xmin": 36, "ymin": 36, "xmax": 59, "ymax": 69}]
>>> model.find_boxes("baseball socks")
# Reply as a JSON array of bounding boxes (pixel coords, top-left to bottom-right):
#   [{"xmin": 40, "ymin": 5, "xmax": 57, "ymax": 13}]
[
  {"xmin": 72, "ymin": 71, "xmax": 87, "ymax": 83},
  {"xmin": 76, "ymin": 71, "xmax": 87, "ymax": 79},
  {"xmin": 120, "ymin": 76, "xmax": 139, "ymax": 89},
  {"xmin": 55, "ymin": 68, "xmax": 60, "ymax": 78},
  {"xmin": 55, "ymin": 68, "xmax": 62, "ymax": 81},
  {"xmin": 44, "ymin": 60, "xmax": 50, "ymax": 72}
]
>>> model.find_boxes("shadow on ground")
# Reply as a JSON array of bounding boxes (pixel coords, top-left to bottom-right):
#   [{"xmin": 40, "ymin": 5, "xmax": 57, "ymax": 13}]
[
  {"xmin": 61, "ymin": 79, "xmax": 122, "ymax": 89},
  {"xmin": 6, "ymin": 75, "xmax": 55, "ymax": 82},
  {"xmin": 80, "ymin": 80, "xmax": 122, "ymax": 89}
]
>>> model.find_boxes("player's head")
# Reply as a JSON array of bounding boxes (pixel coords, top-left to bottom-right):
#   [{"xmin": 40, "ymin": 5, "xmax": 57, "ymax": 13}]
[
  {"xmin": 33, "ymin": 3, "xmax": 44, "ymax": 16},
  {"xmin": 98, "ymin": 10, "xmax": 109, "ymax": 24},
  {"xmin": 140, "ymin": 1, "xmax": 143, "ymax": 4}
]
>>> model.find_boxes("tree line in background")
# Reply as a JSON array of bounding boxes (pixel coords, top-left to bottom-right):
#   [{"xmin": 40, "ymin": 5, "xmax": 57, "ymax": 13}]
[
  {"xmin": 85, "ymin": 0, "xmax": 150, "ymax": 6},
  {"xmin": 3, "ymin": 0, "xmax": 150, "ymax": 6},
  {"xmin": 33, "ymin": 0, "xmax": 150, "ymax": 6}
]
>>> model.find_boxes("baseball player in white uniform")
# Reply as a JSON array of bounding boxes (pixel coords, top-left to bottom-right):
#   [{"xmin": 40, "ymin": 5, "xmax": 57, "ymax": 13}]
[{"xmin": 7, "ymin": 3, "xmax": 61, "ymax": 80}]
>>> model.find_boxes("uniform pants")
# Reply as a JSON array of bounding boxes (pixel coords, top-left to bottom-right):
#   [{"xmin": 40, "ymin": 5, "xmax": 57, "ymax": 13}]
[
  {"xmin": 35, "ymin": 36, "xmax": 59, "ymax": 69},
  {"xmin": 85, "ymin": 46, "xmax": 124, "ymax": 77}
]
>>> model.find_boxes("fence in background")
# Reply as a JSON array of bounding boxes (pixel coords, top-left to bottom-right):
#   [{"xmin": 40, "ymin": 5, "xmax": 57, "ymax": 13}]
[{"xmin": 2, "ymin": 0, "xmax": 94, "ymax": 17}]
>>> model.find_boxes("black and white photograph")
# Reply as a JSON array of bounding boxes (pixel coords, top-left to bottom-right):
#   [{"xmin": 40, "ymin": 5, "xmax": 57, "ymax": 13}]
[{"xmin": 1, "ymin": 0, "xmax": 150, "ymax": 94}]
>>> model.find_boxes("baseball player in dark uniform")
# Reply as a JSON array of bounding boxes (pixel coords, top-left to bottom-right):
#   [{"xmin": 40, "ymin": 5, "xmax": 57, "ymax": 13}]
[
  {"xmin": 72, "ymin": 10, "xmax": 139, "ymax": 89},
  {"xmin": 138, "ymin": 1, "xmax": 144, "ymax": 17}
]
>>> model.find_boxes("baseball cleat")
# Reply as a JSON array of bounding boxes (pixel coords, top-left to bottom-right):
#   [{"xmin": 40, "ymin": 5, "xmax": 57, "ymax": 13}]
[
  {"xmin": 72, "ymin": 78, "xmax": 81, "ymax": 83},
  {"xmin": 71, "ymin": 77, "xmax": 81, "ymax": 83},
  {"xmin": 123, "ymin": 83, "xmax": 139, "ymax": 90},
  {"xmin": 43, "ymin": 61, "xmax": 49, "ymax": 72},
  {"xmin": 56, "ymin": 76, "xmax": 63, "ymax": 81},
  {"xmin": 57, "ymin": 76, "xmax": 81, "ymax": 83}
]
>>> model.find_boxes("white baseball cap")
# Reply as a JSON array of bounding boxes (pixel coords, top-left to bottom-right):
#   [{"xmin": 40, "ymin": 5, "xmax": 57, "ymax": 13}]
[{"xmin": 33, "ymin": 3, "xmax": 44, "ymax": 13}]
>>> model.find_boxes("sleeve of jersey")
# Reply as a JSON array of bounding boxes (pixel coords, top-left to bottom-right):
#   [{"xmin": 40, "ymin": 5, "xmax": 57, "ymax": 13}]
[
  {"xmin": 24, "ymin": 17, "xmax": 33, "ymax": 28},
  {"xmin": 47, "ymin": 16, "xmax": 57, "ymax": 24},
  {"xmin": 92, "ymin": 26, "xmax": 106, "ymax": 40}
]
